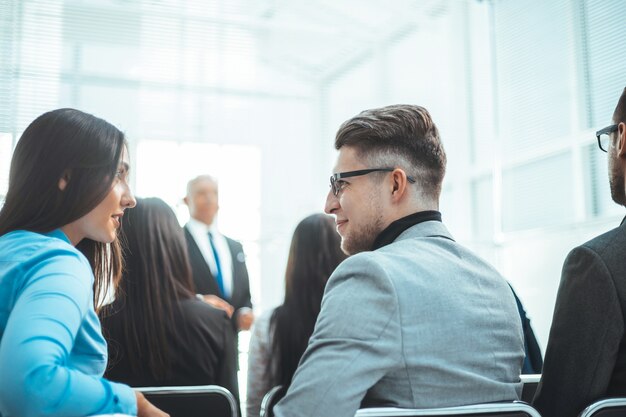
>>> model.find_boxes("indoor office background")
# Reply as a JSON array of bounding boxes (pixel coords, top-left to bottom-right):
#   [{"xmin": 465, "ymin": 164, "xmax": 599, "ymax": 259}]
[{"xmin": 0, "ymin": 0, "xmax": 625, "ymax": 389}]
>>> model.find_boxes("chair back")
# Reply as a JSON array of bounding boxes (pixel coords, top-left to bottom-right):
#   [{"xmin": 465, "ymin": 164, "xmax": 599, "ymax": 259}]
[
  {"xmin": 520, "ymin": 374, "xmax": 540, "ymax": 403},
  {"xmin": 136, "ymin": 385, "xmax": 237, "ymax": 417},
  {"xmin": 355, "ymin": 401, "xmax": 541, "ymax": 417},
  {"xmin": 578, "ymin": 398, "xmax": 626, "ymax": 417},
  {"xmin": 260, "ymin": 385, "xmax": 287, "ymax": 417}
]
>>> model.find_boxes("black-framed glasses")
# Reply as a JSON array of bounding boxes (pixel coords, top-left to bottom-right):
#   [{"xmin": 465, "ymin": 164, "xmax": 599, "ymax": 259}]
[
  {"xmin": 596, "ymin": 124, "xmax": 619, "ymax": 152},
  {"xmin": 329, "ymin": 168, "xmax": 416, "ymax": 197}
]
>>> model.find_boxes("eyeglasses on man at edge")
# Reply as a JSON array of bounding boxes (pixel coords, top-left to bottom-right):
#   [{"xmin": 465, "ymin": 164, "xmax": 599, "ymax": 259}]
[
  {"xmin": 329, "ymin": 168, "xmax": 416, "ymax": 197},
  {"xmin": 596, "ymin": 124, "xmax": 619, "ymax": 152}
]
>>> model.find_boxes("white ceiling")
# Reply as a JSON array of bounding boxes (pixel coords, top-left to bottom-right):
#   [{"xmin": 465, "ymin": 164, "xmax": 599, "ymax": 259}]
[{"xmin": 63, "ymin": 0, "xmax": 451, "ymax": 84}]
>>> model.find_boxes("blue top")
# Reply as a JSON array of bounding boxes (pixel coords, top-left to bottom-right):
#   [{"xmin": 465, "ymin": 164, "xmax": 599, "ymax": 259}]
[{"xmin": 0, "ymin": 229, "xmax": 137, "ymax": 417}]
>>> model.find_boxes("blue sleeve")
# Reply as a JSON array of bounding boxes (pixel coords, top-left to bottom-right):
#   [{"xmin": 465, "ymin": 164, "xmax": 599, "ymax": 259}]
[{"xmin": 0, "ymin": 249, "xmax": 137, "ymax": 417}]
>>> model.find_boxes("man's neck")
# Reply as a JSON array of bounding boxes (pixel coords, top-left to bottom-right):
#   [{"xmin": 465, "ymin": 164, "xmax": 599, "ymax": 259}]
[
  {"xmin": 188, "ymin": 217, "xmax": 215, "ymax": 231},
  {"xmin": 382, "ymin": 202, "xmax": 438, "ymax": 229},
  {"xmin": 372, "ymin": 210, "xmax": 442, "ymax": 250}
]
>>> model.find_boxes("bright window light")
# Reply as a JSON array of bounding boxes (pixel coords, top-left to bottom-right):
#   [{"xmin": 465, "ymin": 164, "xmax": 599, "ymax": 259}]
[
  {"xmin": 0, "ymin": 133, "xmax": 13, "ymax": 203},
  {"xmin": 135, "ymin": 139, "xmax": 262, "ymax": 304}
]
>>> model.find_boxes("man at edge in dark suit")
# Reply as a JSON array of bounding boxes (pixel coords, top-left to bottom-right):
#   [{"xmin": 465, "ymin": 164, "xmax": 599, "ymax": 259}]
[
  {"xmin": 533, "ymin": 87, "xmax": 626, "ymax": 417},
  {"xmin": 183, "ymin": 175, "xmax": 254, "ymax": 335}
]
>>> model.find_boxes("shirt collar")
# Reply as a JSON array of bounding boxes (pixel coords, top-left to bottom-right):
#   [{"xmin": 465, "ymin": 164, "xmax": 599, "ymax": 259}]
[
  {"xmin": 187, "ymin": 217, "xmax": 219, "ymax": 235},
  {"xmin": 371, "ymin": 210, "xmax": 442, "ymax": 250},
  {"xmin": 43, "ymin": 228, "xmax": 72, "ymax": 245}
]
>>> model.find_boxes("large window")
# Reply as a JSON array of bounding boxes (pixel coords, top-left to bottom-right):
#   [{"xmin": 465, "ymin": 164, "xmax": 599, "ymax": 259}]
[
  {"xmin": 472, "ymin": 0, "xmax": 626, "ymax": 346},
  {"xmin": 135, "ymin": 140, "xmax": 262, "ymax": 297},
  {"xmin": 321, "ymin": 0, "xmax": 626, "ymax": 349},
  {"xmin": 0, "ymin": 0, "xmax": 321, "ymax": 317}
]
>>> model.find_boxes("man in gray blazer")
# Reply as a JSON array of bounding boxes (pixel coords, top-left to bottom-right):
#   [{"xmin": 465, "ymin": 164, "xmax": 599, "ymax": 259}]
[
  {"xmin": 533, "ymin": 88, "xmax": 626, "ymax": 417},
  {"xmin": 274, "ymin": 104, "xmax": 524, "ymax": 417}
]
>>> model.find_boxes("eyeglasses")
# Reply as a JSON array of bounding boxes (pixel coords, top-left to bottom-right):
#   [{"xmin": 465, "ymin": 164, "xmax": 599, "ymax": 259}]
[
  {"xmin": 329, "ymin": 168, "xmax": 416, "ymax": 197},
  {"xmin": 596, "ymin": 124, "xmax": 619, "ymax": 152}
]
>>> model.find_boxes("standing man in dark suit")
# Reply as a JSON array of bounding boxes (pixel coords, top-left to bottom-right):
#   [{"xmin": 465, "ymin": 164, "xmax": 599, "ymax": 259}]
[
  {"xmin": 533, "ymin": 87, "xmax": 626, "ymax": 417},
  {"xmin": 183, "ymin": 175, "xmax": 254, "ymax": 334}
]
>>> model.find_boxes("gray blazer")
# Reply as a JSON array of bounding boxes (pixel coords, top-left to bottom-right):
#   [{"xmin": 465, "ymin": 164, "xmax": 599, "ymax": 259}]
[{"xmin": 274, "ymin": 220, "xmax": 524, "ymax": 417}]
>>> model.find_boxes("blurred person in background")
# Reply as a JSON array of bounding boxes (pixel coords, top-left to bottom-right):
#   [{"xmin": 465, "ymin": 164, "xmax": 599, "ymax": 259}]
[
  {"xmin": 102, "ymin": 197, "xmax": 238, "ymax": 401},
  {"xmin": 246, "ymin": 213, "xmax": 346, "ymax": 417},
  {"xmin": 183, "ymin": 175, "xmax": 254, "ymax": 334},
  {"xmin": 509, "ymin": 285, "xmax": 543, "ymax": 375}
]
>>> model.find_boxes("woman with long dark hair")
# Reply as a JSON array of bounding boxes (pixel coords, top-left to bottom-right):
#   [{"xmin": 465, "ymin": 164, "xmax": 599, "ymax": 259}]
[
  {"xmin": 246, "ymin": 213, "xmax": 346, "ymax": 417},
  {"xmin": 0, "ymin": 108, "xmax": 166, "ymax": 417},
  {"xmin": 101, "ymin": 197, "xmax": 237, "ymax": 395}
]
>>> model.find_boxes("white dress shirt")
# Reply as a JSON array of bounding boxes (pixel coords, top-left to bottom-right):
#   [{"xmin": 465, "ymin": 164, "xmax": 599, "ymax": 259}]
[{"xmin": 186, "ymin": 218, "xmax": 233, "ymax": 298}]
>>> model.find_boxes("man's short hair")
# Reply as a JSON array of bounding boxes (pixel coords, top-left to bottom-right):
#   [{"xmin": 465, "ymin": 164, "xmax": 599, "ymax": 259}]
[
  {"xmin": 186, "ymin": 174, "xmax": 217, "ymax": 197},
  {"xmin": 613, "ymin": 87, "xmax": 626, "ymax": 124},
  {"xmin": 335, "ymin": 104, "xmax": 447, "ymax": 200}
]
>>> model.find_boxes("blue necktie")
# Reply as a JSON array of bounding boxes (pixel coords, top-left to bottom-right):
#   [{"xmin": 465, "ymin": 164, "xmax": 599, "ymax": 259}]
[{"xmin": 208, "ymin": 232, "xmax": 226, "ymax": 298}]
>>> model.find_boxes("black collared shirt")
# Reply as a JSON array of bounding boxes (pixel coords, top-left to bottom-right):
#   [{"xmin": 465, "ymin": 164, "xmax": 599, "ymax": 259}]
[{"xmin": 371, "ymin": 210, "xmax": 442, "ymax": 251}]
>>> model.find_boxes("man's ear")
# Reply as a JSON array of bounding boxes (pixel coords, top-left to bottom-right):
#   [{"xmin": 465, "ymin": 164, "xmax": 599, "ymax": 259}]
[
  {"xmin": 183, "ymin": 196, "xmax": 189, "ymax": 206},
  {"xmin": 618, "ymin": 122, "xmax": 626, "ymax": 158},
  {"xmin": 58, "ymin": 171, "xmax": 71, "ymax": 191},
  {"xmin": 390, "ymin": 169, "xmax": 409, "ymax": 201}
]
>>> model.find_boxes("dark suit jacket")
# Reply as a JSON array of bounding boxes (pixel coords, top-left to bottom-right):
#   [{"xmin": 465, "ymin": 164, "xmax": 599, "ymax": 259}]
[
  {"xmin": 533, "ymin": 217, "xmax": 626, "ymax": 417},
  {"xmin": 509, "ymin": 284, "xmax": 543, "ymax": 374},
  {"xmin": 102, "ymin": 298, "xmax": 238, "ymax": 400},
  {"xmin": 184, "ymin": 226, "xmax": 252, "ymax": 330}
]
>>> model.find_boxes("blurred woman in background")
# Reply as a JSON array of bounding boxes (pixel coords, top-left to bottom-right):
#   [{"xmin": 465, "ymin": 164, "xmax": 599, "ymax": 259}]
[
  {"xmin": 101, "ymin": 197, "xmax": 238, "ymax": 398},
  {"xmin": 246, "ymin": 213, "xmax": 346, "ymax": 417}
]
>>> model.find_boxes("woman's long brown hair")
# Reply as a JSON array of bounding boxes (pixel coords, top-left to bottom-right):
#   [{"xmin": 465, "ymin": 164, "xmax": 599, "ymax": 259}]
[
  {"xmin": 269, "ymin": 213, "xmax": 347, "ymax": 387},
  {"xmin": 101, "ymin": 197, "xmax": 195, "ymax": 381},
  {"xmin": 0, "ymin": 108, "xmax": 127, "ymax": 309}
]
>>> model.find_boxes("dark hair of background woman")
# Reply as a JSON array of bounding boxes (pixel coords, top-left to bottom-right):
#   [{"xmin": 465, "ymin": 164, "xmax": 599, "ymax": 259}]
[
  {"xmin": 269, "ymin": 213, "xmax": 347, "ymax": 387},
  {"xmin": 102, "ymin": 197, "xmax": 196, "ymax": 381},
  {"xmin": 0, "ymin": 108, "xmax": 126, "ymax": 308}
]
